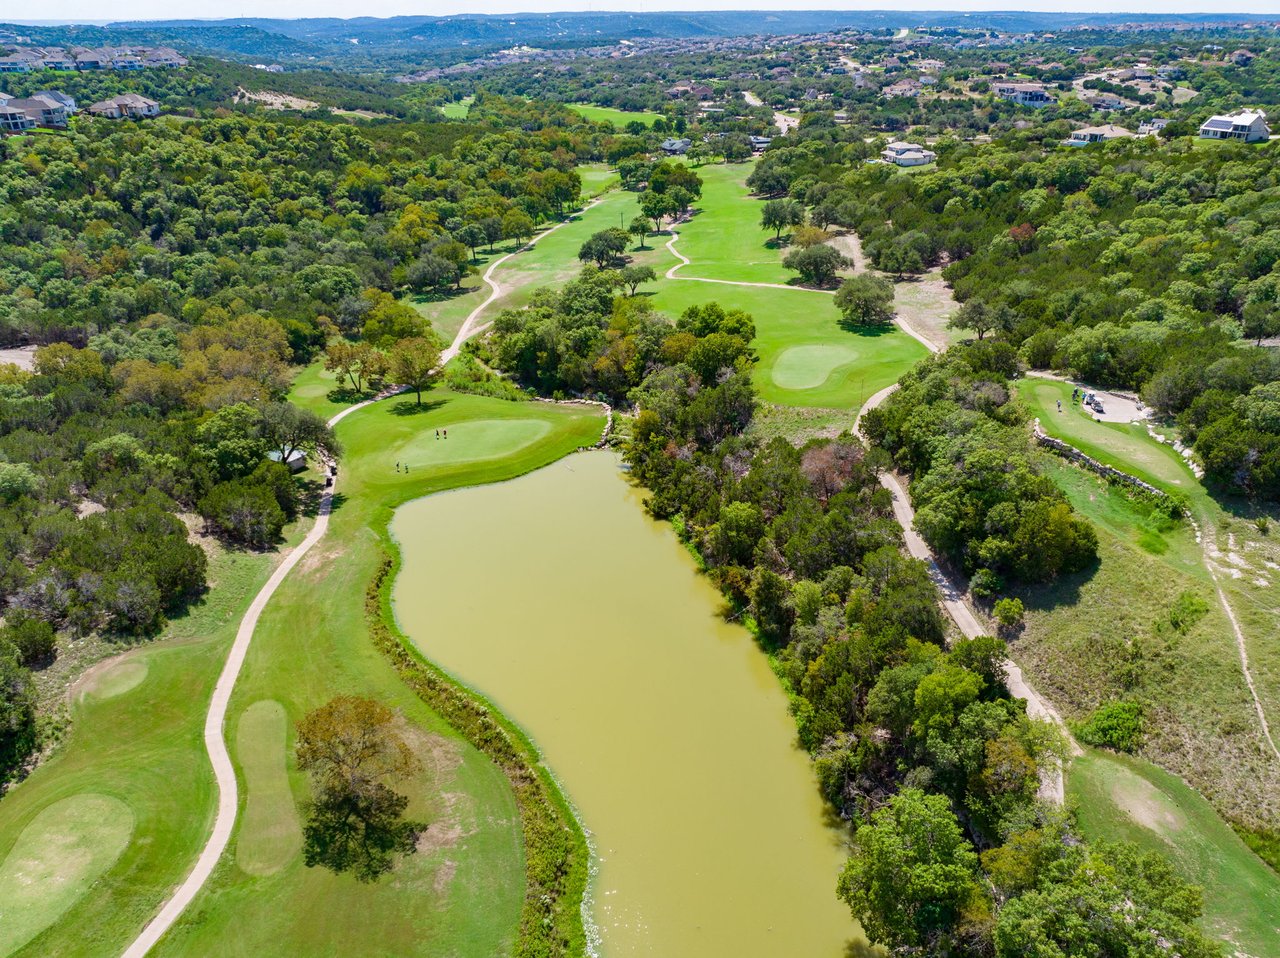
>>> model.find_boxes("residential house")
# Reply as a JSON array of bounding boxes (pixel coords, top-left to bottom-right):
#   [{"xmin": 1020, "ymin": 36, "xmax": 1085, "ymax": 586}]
[
  {"xmin": 74, "ymin": 50, "xmax": 105, "ymax": 70},
  {"xmin": 882, "ymin": 79, "xmax": 921, "ymax": 99},
  {"xmin": 6, "ymin": 94, "xmax": 70, "ymax": 128},
  {"xmin": 0, "ymin": 53, "xmax": 36, "ymax": 72},
  {"xmin": 33, "ymin": 89, "xmax": 76, "ymax": 114},
  {"xmin": 35, "ymin": 48, "xmax": 75, "ymax": 70},
  {"xmin": 111, "ymin": 53, "xmax": 143, "ymax": 71},
  {"xmin": 1138, "ymin": 117, "xmax": 1170, "ymax": 136},
  {"xmin": 749, "ymin": 135, "xmax": 773, "ymax": 152},
  {"xmin": 659, "ymin": 137, "xmax": 691, "ymax": 155},
  {"xmin": 87, "ymin": 93, "xmax": 160, "ymax": 119},
  {"xmin": 881, "ymin": 141, "xmax": 936, "ymax": 166},
  {"xmin": 1230, "ymin": 49, "xmax": 1255, "ymax": 66},
  {"xmin": 1083, "ymin": 93, "xmax": 1132, "ymax": 111},
  {"xmin": 1062, "ymin": 124, "xmax": 1135, "ymax": 146},
  {"xmin": 0, "ymin": 104, "xmax": 35, "ymax": 132},
  {"xmin": 1199, "ymin": 109, "xmax": 1270, "ymax": 142},
  {"xmin": 995, "ymin": 82, "xmax": 1055, "ymax": 107}
]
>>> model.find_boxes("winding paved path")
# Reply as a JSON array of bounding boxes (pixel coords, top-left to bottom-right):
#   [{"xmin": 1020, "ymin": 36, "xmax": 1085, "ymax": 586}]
[
  {"xmin": 444, "ymin": 198, "xmax": 604, "ymax": 363},
  {"xmin": 122, "ymin": 200, "xmax": 605, "ymax": 956},
  {"xmin": 120, "ymin": 393, "xmax": 391, "ymax": 958},
  {"xmin": 665, "ymin": 220, "xmax": 1079, "ymax": 797}
]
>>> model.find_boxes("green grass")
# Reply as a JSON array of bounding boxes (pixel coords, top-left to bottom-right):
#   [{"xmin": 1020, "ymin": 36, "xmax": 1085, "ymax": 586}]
[
  {"xmin": 1069, "ymin": 749, "xmax": 1280, "ymax": 956},
  {"xmin": 673, "ymin": 162, "xmax": 793, "ymax": 284},
  {"xmin": 566, "ymin": 104, "xmax": 661, "ymax": 128},
  {"xmin": 234, "ymin": 700, "xmax": 301, "ymax": 878},
  {"xmin": 287, "ymin": 361, "xmax": 359, "ymax": 420},
  {"xmin": 1016, "ymin": 378, "xmax": 1197, "ymax": 495},
  {"xmin": 0, "ymin": 539, "xmax": 302, "ymax": 958},
  {"xmin": 577, "ymin": 162, "xmax": 620, "ymax": 196},
  {"xmin": 151, "ymin": 389, "xmax": 604, "ymax": 957},
  {"xmin": 649, "ymin": 281, "xmax": 928, "ymax": 411},
  {"xmin": 0, "ymin": 794, "xmax": 135, "ymax": 955},
  {"xmin": 1011, "ymin": 462, "xmax": 1280, "ymax": 839},
  {"xmin": 439, "ymin": 97, "xmax": 472, "ymax": 119}
]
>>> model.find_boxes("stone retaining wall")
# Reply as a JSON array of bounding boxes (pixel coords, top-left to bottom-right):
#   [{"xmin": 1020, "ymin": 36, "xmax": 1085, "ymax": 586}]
[
  {"xmin": 534, "ymin": 396, "xmax": 614, "ymax": 449},
  {"xmin": 1033, "ymin": 421, "xmax": 1184, "ymax": 514}
]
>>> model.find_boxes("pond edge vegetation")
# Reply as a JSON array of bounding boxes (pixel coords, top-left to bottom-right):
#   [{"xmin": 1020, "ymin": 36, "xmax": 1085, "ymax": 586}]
[{"xmin": 365, "ymin": 517, "xmax": 590, "ymax": 957}]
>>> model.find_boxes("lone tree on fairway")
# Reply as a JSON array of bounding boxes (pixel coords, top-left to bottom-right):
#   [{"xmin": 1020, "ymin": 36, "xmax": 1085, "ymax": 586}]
[
  {"xmin": 296, "ymin": 695, "xmax": 424, "ymax": 883},
  {"xmin": 389, "ymin": 335, "xmax": 443, "ymax": 404},
  {"xmin": 628, "ymin": 215, "xmax": 651, "ymax": 249},
  {"xmin": 783, "ymin": 244, "xmax": 848, "ymax": 287},
  {"xmin": 619, "ymin": 264, "xmax": 657, "ymax": 296},
  {"xmin": 761, "ymin": 198, "xmax": 805, "ymax": 240},
  {"xmin": 640, "ymin": 191, "xmax": 678, "ymax": 234},
  {"xmin": 579, "ymin": 227, "xmax": 630, "ymax": 268},
  {"xmin": 835, "ymin": 274, "xmax": 896, "ymax": 326}
]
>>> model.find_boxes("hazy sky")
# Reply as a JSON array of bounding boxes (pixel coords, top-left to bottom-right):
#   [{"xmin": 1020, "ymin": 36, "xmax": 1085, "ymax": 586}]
[{"xmin": 19, "ymin": 1, "xmax": 1280, "ymax": 25}]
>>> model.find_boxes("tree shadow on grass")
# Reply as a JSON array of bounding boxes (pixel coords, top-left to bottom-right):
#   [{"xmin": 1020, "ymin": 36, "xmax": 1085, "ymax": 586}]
[
  {"xmin": 837, "ymin": 319, "xmax": 898, "ymax": 337},
  {"xmin": 297, "ymin": 477, "xmax": 327, "ymax": 519},
  {"xmin": 389, "ymin": 398, "xmax": 447, "ymax": 417},
  {"xmin": 1009, "ymin": 559, "xmax": 1097, "ymax": 615}
]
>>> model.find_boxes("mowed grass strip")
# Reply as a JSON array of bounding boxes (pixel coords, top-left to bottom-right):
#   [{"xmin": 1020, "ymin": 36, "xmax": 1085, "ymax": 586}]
[
  {"xmin": 566, "ymin": 104, "xmax": 661, "ymax": 128},
  {"xmin": 0, "ymin": 794, "xmax": 135, "ymax": 956},
  {"xmin": 150, "ymin": 389, "xmax": 605, "ymax": 958},
  {"xmin": 1011, "ymin": 463, "xmax": 1280, "ymax": 874},
  {"xmin": 1016, "ymin": 378, "xmax": 1197, "ymax": 494},
  {"xmin": 672, "ymin": 162, "xmax": 794, "ymax": 285},
  {"xmin": 234, "ymin": 700, "xmax": 302, "ymax": 878},
  {"xmin": 1069, "ymin": 749, "xmax": 1280, "ymax": 956}
]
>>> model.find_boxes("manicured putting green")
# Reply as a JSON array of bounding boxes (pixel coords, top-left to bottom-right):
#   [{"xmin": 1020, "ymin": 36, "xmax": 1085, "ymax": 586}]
[
  {"xmin": 0, "ymin": 794, "xmax": 134, "ymax": 955},
  {"xmin": 1069, "ymin": 749, "xmax": 1280, "ymax": 956},
  {"xmin": 79, "ymin": 657, "xmax": 148, "ymax": 703},
  {"xmin": 770, "ymin": 344, "xmax": 862, "ymax": 390},
  {"xmin": 648, "ymin": 281, "xmax": 928, "ymax": 411},
  {"xmin": 386, "ymin": 417, "xmax": 553, "ymax": 469},
  {"xmin": 235, "ymin": 700, "xmax": 302, "ymax": 878}
]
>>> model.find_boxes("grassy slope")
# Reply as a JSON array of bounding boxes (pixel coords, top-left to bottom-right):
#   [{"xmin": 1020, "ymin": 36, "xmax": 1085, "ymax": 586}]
[
  {"xmin": 0, "ymin": 535, "xmax": 304, "ymax": 957},
  {"xmin": 151, "ymin": 389, "xmax": 604, "ymax": 957},
  {"xmin": 1069, "ymin": 750, "xmax": 1280, "ymax": 956},
  {"xmin": 1018, "ymin": 377, "xmax": 1280, "ymax": 755},
  {"xmin": 439, "ymin": 98, "xmax": 472, "ymax": 119}
]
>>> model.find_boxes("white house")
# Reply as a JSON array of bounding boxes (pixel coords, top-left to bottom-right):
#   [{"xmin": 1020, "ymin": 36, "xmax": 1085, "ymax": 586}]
[
  {"xmin": 1199, "ymin": 109, "xmax": 1270, "ymax": 143},
  {"xmin": 1138, "ymin": 117, "xmax": 1170, "ymax": 136},
  {"xmin": 1063, "ymin": 124, "xmax": 1136, "ymax": 147},
  {"xmin": 1083, "ymin": 93, "xmax": 1131, "ymax": 111},
  {"xmin": 995, "ymin": 82, "xmax": 1055, "ymax": 107},
  {"xmin": 881, "ymin": 141, "xmax": 937, "ymax": 166}
]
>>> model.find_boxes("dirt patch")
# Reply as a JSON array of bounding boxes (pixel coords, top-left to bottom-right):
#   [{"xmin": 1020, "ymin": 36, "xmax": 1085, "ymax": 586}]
[
  {"xmin": 891, "ymin": 272, "xmax": 960, "ymax": 351},
  {"xmin": 432, "ymin": 858, "xmax": 458, "ymax": 895},
  {"xmin": 233, "ymin": 87, "xmax": 319, "ymax": 111},
  {"xmin": 1111, "ymin": 770, "xmax": 1187, "ymax": 838},
  {"xmin": 0, "ymin": 346, "xmax": 35, "ymax": 370}
]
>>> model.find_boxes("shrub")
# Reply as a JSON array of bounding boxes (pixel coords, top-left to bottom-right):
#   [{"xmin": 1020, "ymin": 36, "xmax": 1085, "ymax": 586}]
[
  {"xmin": 971, "ymin": 568, "xmax": 1004, "ymax": 600},
  {"xmin": 993, "ymin": 597, "xmax": 1025, "ymax": 631},
  {"xmin": 200, "ymin": 480, "xmax": 286, "ymax": 548},
  {"xmin": 0, "ymin": 615, "xmax": 56, "ymax": 667},
  {"xmin": 1073, "ymin": 701, "xmax": 1143, "ymax": 753}
]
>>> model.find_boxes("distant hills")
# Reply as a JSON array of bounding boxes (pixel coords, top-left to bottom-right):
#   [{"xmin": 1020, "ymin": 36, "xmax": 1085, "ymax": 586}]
[{"xmin": 4, "ymin": 10, "xmax": 1277, "ymax": 67}]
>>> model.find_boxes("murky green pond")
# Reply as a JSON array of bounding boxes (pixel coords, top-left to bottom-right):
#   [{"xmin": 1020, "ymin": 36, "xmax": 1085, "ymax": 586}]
[{"xmin": 392, "ymin": 451, "xmax": 861, "ymax": 956}]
